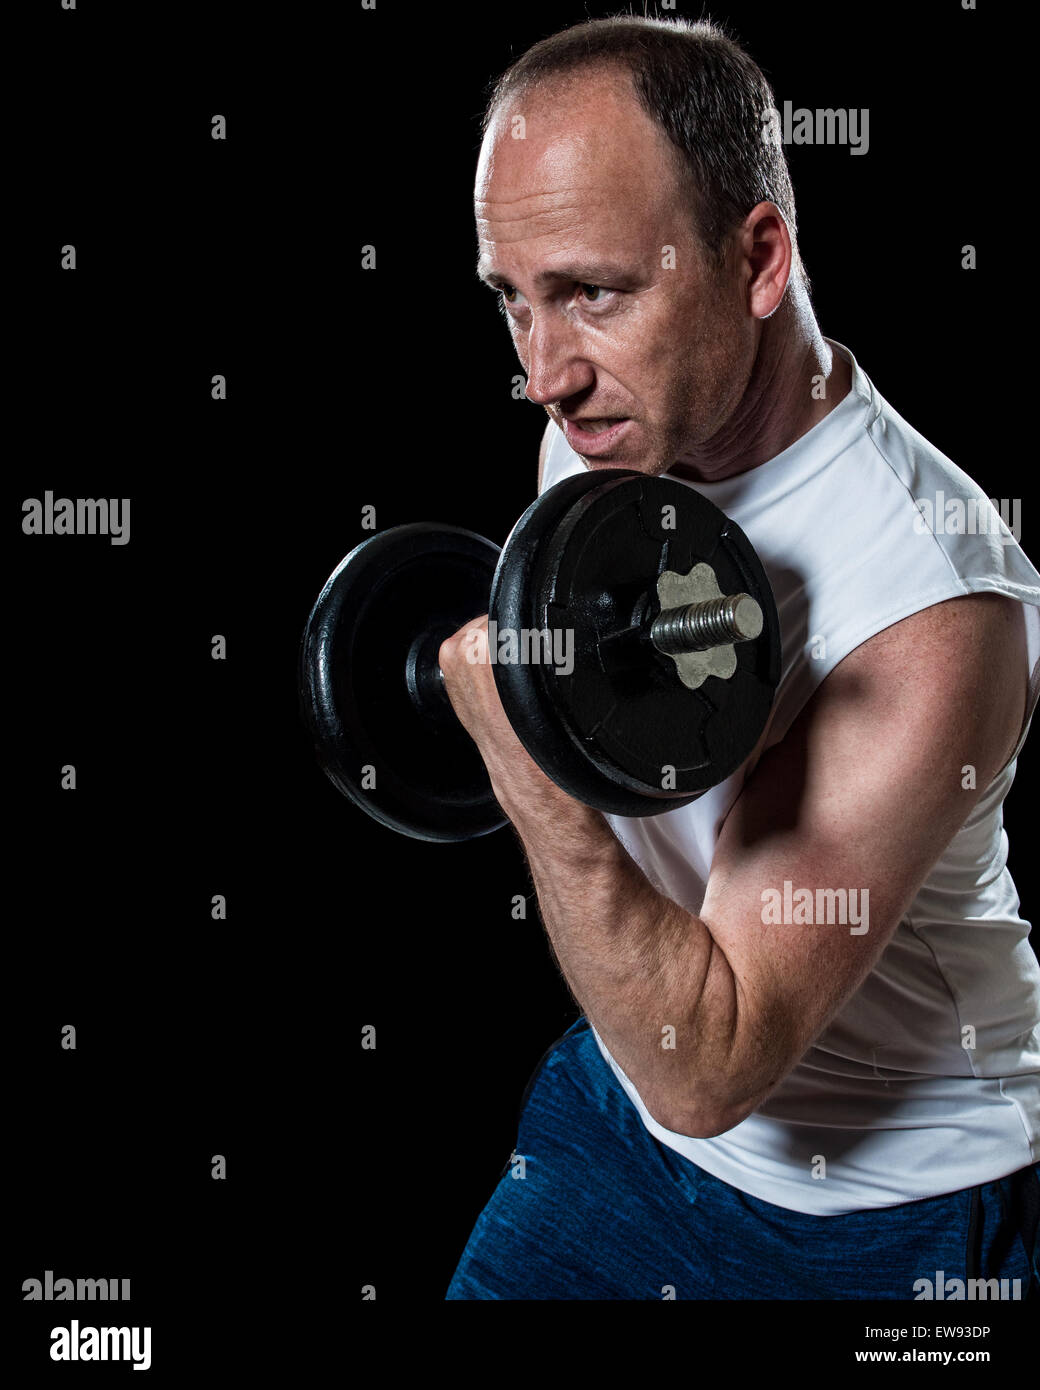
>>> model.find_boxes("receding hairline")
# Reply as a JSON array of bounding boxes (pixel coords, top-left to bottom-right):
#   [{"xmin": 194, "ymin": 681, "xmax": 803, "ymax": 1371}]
[
  {"xmin": 479, "ymin": 60, "xmax": 703, "ymax": 216},
  {"xmin": 483, "ymin": 57, "xmax": 652, "ymax": 133}
]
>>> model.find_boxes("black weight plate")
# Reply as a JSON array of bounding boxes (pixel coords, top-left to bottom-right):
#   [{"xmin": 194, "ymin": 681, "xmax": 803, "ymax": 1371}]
[
  {"xmin": 490, "ymin": 469, "xmax": 781, "ymax": 816},
  {"xmin": 299, "ymin": 524, "xmax": 507, "ymax": 842}
]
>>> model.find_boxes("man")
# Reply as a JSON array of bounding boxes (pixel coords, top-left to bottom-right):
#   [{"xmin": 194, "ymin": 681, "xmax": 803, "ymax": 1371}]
[{"xmin": 439, "ymin": 17, "xmax": 1040, "ymax": 1299}]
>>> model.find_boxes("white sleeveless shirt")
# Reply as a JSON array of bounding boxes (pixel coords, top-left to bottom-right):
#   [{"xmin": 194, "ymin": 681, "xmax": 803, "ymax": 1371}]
[{"xmin": 539, "ymin": 340, "xmax": 1040, "ymax": 1214}]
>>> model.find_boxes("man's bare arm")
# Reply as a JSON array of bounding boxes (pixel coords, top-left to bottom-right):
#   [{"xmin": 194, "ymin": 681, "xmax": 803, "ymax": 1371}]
[{"xmin": 496, "ymin": 593, "xmax": 1027, "ymax": 1136}]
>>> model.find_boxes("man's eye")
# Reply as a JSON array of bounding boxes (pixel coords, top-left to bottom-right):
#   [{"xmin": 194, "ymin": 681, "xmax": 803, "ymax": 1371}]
[
  {"xmin": 580, "ymin": 284, "xmax": 604, "ymax": 302},
  {"xmin": 501, "ymin": 285, "xmax": 518, "ymax": 304}
]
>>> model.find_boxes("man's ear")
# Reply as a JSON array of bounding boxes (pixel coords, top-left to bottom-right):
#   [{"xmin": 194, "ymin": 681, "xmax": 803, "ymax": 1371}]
[{"xmin": 740, "ymin": 201, "xmax": 792, "ymax": 319}]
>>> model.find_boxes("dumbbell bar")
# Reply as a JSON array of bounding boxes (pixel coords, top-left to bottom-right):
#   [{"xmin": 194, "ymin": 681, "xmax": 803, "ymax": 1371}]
[
  {"xmin": 419, "ymin": 588, "xmax": 764, "ymax": 703},
  {"xmin": 299, "ymin": 469, "xmax": 781, "ymax": 841}
]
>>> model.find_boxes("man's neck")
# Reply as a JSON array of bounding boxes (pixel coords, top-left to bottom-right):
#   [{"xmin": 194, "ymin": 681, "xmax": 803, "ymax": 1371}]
[{"xmin": 668, "ymin": 284, "xmax": 852, "ymax": 485}]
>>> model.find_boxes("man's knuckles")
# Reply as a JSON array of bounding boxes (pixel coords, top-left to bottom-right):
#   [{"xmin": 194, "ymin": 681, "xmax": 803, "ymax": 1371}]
[{"xmin": 439, "ymin": 617, "xmax": 491, "ymax": 674}]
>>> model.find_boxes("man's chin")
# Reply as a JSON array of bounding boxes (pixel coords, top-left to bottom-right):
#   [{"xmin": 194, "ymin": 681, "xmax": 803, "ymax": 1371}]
[{"xmin": 584, "ymin": 453, "xmax": 673, "ymax": 478}]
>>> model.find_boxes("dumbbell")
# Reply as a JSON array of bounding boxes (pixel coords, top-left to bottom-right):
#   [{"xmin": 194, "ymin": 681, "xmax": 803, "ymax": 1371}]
[{"xmin": 299, "ymin": 468, "xmax": 781, "ymax": 841}]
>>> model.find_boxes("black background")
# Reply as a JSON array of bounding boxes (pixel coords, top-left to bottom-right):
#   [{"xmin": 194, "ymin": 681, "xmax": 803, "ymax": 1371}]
[{"xmin": 11, "ymin": 0, "xmax": 1033, "ymax": 1376}]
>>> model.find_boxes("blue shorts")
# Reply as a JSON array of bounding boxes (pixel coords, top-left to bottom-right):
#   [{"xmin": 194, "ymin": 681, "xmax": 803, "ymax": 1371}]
[{"xmin": 446, "ymin": 1016, "xmax": 1040, "ymax": 1300}]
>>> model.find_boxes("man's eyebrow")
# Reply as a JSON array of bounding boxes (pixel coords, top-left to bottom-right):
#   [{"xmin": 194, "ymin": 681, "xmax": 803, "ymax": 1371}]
[{"xmin": 475, "ymin": 261, "xmax": 636, "ymax": 289}]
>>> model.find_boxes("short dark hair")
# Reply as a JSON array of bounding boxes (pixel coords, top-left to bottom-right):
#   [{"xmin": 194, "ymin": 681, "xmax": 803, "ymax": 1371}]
[{"xmin": 483, "ymin": 16, "xmax": 805, "ymax": 283}]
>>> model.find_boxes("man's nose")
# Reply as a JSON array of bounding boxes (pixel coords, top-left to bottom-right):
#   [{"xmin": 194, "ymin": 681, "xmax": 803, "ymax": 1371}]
[{"xmin": 523, "ymin": 314, "xmax": 594, "ymax": 407}]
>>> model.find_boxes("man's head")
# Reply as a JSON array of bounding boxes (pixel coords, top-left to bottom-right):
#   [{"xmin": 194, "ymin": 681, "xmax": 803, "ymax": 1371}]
[{"xmin": 475, "ymin": 17, "xmax": 808, "ymax": 477}]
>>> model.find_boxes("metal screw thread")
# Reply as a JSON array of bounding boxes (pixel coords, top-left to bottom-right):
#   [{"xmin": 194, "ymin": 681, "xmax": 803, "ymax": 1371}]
[{"xmin": 650, "ymin": 593, "xmax": 763, "ymax": 655}]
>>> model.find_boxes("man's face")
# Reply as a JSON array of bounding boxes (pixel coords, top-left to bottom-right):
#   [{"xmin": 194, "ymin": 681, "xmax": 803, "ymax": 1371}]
[{"xmin": 475, "ymin": 71, "xmax": 757, "ymax": 477}]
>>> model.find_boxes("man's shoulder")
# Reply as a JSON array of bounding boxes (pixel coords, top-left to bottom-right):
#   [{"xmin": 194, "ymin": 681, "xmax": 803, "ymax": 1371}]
[{"xmin": 814, "ymin": 592, "xmax": 1029, "ymax": 779}]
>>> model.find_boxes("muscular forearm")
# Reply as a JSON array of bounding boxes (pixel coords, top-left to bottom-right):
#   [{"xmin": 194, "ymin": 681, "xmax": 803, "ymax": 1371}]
[
  {"xmin": 437, "ymin": 617, "xmax": 753, "ymax": 1136},
  {"xmin": 502, "ymin": 783, "xmax": 745, "ymax": 1137}
]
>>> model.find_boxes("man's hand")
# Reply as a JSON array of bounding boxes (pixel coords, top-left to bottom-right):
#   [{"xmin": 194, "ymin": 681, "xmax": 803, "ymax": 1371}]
[{"xmin": 437, "ymin": 615, "xmax": 564, "ymax": 820}]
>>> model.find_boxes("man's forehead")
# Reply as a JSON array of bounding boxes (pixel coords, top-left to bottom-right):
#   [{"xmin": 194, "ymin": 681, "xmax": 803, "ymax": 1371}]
[
  {"xmin": 474, "ymin": 179, "xmax": 661, "ymax": 270},
  {"xmin": 474, "ymin": 133, "xmax": 681, "ymax": 261},
  {"xmin": 475, "ymin": 187, "xmax": 616, "ymax": 238}
]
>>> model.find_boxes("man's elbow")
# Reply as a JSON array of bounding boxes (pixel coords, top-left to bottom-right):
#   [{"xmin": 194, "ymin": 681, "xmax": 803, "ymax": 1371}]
[
  {"xmin": 650, "ymin": 1099, "xmax": 755, "ymax": 1139},
  {"xmin": 644, "ymin": 986, "xmax": 796, "ymax": 1137},
  {"xmin": 647, "ymin": 1061, "xmax": 783, "ymax": 1137}
]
